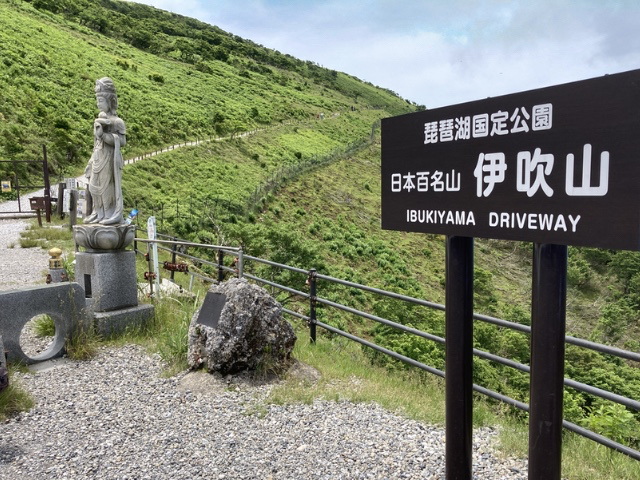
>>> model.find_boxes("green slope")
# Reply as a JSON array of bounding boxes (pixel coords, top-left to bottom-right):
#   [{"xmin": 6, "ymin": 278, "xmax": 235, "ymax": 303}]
[{"xmin": 0, "ymin": 0, "xmax": 414, "ymax": 179}]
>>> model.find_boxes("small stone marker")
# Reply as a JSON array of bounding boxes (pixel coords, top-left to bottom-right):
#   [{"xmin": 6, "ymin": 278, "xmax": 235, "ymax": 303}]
[{"xmin": 188, "ymin": 278, "xmax": 296, "ymax": 374}]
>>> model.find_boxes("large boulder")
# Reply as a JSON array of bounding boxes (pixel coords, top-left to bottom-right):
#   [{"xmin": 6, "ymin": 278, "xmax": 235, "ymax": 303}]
[{"xmin": 187, "ymin": 278, "xmax": 296, "ymax": 374}]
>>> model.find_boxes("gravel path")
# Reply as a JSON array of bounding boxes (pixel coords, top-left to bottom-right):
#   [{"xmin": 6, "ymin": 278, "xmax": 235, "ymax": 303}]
[
  {"xmin": 0, "ymin": 186, "xmax": 56, "ymax": 290},
  {"xmin": 0, "ymin": 345, "xmax": 528, "ymax": 480},
  {"xmin": 0, "ymin": 218, "xmax": 51, "ymax": 290},
  {"xmin": 0, "ymin": 197, "xmax": 529, "ymax": 479}
]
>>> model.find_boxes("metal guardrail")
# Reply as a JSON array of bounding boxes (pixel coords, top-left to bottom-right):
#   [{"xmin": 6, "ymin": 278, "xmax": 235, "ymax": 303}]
[{"xmin": 134, "ymin": 233, "xmax": 640, "ymax": 461}]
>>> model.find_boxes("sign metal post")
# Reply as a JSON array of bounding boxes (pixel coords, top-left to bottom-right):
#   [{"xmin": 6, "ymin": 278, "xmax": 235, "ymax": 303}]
[
  {"xmin": 530, "ymin": 243, "xmax": 567, "ymax": 480},
  {"xmin": 445, "ymin": 236, "xmax": 474, "ymax": 480}
]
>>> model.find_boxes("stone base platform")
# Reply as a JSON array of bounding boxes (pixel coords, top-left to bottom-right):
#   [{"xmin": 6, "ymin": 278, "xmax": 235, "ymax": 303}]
[
  {"xmin": 76, "ymin": 250, "xmax": 137, "ymax": 313},
  {"xmin": 94, "ymin": 303, "xmax": 154, "ymax": 338}
]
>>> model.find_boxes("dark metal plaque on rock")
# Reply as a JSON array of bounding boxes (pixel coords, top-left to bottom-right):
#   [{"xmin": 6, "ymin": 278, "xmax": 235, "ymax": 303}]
[{"xmin": 197, "ymin": 292, "xmax": 226, "ymax": 329}]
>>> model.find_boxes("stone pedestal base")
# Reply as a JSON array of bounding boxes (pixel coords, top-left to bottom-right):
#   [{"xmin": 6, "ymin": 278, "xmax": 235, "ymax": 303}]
[
  {"xmin": 94, "ymin": 303, "xmax": 154, "ymax": 338},
  {"xmin": 76, "ymin": 250, "xmax": 137, "ymax": 312},
  {"xmin": 75, "ymin": 249, "xmax": 154, "ymax": 337}
]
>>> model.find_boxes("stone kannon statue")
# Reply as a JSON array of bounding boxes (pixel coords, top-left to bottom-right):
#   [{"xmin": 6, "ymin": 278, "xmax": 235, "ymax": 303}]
[{"xmin": 84, "ymin": 77, "xmax": 126, "ymax": 225}]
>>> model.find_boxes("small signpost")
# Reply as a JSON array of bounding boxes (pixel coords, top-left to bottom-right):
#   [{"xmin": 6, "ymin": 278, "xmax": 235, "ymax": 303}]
[
  {"xmin": 29, "ymin": 196, "xmax": 47, "ymax": 227},
  {"xmin": 147, "ymin": 216, "xmax": 160, "ymax": 293},
  {"xmin": 381, "ymin": 69, "xmax": 640, "ymax": 480}
]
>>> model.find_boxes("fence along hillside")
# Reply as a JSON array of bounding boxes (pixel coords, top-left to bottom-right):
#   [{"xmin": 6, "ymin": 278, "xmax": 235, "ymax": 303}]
[{"xmin": 132, "ymin": 230, "xmax": 640, "ymax": 463}]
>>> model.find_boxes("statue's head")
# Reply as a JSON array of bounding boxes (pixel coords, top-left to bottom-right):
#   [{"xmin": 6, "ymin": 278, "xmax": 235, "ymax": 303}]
[{"xmin": 95, "ymin": 77, "xmax": 118, "ymax": 114}]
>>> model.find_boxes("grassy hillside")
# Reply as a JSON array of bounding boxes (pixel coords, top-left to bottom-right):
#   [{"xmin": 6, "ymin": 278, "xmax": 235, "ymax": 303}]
[{"xmin": 0, "ymin": 0, "xmax": 414, "ymax": 181}]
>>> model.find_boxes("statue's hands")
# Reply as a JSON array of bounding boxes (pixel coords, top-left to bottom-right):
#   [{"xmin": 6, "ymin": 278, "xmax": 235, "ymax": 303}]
[
  {"xmin": 84, "ymin": 163, "xmax": 91, "ymax": 179},
  {"xmin": 94, "ymin": 121, "xmax": 103, "ymax": 138}
]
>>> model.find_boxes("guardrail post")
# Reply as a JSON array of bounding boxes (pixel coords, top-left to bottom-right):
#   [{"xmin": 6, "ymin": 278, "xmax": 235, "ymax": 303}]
[
  {"xmin": 308, "ymin": 269, "xmax": 317, "ymax": 343},
  {"xmin": 217, "ymin": 249, "xmax": 225, "ymax": 282},
  {"xmin": 68, "ymin": 189, "xmax": 77, "ymax": 231},
  {"xmin": 529, "ymin": 243, "xmax": 567, "ymax": 480},
  {"xmin": 146, "ymin": 242, "xmax": 154, "ymax": 297},
  {"xmin": 236, "ymin": 249, "xmax": 244, "ymax": 278},
  {"xmin": 43, "ymin": 145, "xmax": 51, "ymax": 223},
  {"xmin": 57, "ymin": 182, "xmax": 65, "ymax": 219},
  {"xmin": 445, "ymin": 236, "xmax": 474, "ymax": 480},
  {"xmin": 170, "ymin": 237, "xmax": 177, "ymax": 282}
]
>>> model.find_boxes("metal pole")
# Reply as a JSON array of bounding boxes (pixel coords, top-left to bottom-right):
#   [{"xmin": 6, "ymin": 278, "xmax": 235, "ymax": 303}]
[
  {"xmin": 309, "ymin": 269, "xmax": 317, "ymax": 343},
  {"xmin": 68, "ymin": 190, "xmax": 77, "ymax": 231},
  {"xmin": 217, "ymin": 249, "xmax": 225, "ymax": 283},
  {"xmin": 170, "ymin": 237, "xmax": 177, "ymax": 282},
  {"xmin": 57, "ymin": 182, "xmax": 65, "ymax": 218},
  {"xmin": 236, "ymin": 249, "xmax": 244, "ymax": 278},
  {"xmin": 13, "ymin": 161, "xmax": 21, "ymax": 213},
  {"xmin": 43, "ymin": 145, "xmax": 51, "ymax": 223},
  {"xmin": 529, "ymin": 243, "xmax": 567, "ymax": 480},
  {"xmin": 146, "ymin": 242, "xmax": 153, "ymax": 296},
  {"xmin": 445, "ymin": 236, "xmax": 474, "ymax": 480}
]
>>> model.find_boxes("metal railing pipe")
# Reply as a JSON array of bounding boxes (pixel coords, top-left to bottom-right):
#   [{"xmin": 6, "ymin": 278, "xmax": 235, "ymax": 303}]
[
  {"xmin": 315, "ymin": 295, "xmax": 446, "ymax": 345},
  {"xmin": 283, "ymin": 308, "xmax": 309, "ymax": 321},
  {"xmin": 475, "ymin": 312, "xmax": 640, "ymax": 362},
  {"xmin": 309, "ymin": 269, "xmax": 317, "ymax": 343},
  {"xmin": 242, "ymin": 273, "xmax": 309, "ymax": 299},
  {"xmin": 316, "ymin": 321, "xmax": 445, "ymax": 378},
  {"xmin": 217, "ymin": 250, "xmax": 225, "ymax": 282},
  {"xmin": 187, "ymin": 271, "xmax": 215, "ymax": 284},
  {"xmin": 244, "ymin": 254, "xmax": 309, "ymax": 275},
  {"xmin": 562, "ymin": 420, "xmax": 640, "ymax": 461},
  {"xmin": 317, "ymin": 271, "xmax": 640, "ymax": 363},
  {"xmin": 471, "ymin": 384, "xmax": 529, "ymax": 412},
  {"xmin": 473, "ymin": 350, "xmax": 640, "ymax": 410},
  {"xmin": 134, "ymin": 237, "xmax": 240, "ymax": 251},
  {"xmin": 563, "ymin": 379, "xmax": 640, "ymax": 411},
  {"xmin": 315, "ymin": 272, "xmax": 446, "ymax": 311}
]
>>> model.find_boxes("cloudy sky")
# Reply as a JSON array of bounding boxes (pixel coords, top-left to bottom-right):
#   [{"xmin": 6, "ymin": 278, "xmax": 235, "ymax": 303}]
[{"xmin": 133, "ymin": 0, "xmax": 640, "ymax": 109}]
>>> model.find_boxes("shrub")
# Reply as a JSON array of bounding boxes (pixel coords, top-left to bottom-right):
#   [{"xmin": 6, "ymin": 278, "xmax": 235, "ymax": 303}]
[
  {"xmin": 568, "ymin": 255, "xmax": 592, "ymax": 287},
  {"xmin": 581, "ymin": 404, "xmax": 639, "ymax": 446},
  {"xmin": 148, "ymin": 73, "xmax": 164, "ymax": 83}
]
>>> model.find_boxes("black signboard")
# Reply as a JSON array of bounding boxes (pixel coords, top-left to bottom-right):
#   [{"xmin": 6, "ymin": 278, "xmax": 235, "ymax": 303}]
[{"xmin": 381, "ymin": 69, "xmax": 640, "ymax": 251}]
